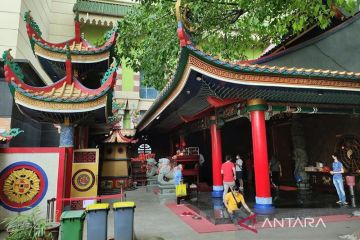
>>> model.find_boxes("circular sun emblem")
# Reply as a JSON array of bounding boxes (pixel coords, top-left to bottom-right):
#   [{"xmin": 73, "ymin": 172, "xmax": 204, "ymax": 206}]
[
  {"xmin": 72, "ymin": 169, "xmax": 95, "ymax": 192},
  {"xmin": 0, "ymin": 162, "xmax": 48, "ymax": 212}
]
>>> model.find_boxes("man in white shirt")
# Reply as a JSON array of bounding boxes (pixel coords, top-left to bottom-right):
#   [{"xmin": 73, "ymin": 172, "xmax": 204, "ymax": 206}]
[{"xmin": 235, "ymin": 154, "xmax": 244, "ymax": 191}]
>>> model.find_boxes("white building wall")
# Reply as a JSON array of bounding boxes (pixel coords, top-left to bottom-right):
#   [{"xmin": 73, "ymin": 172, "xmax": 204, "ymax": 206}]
[
  {"xmin": 0, "ymin": 0, "xmax": 22, "ymax": 58},
  {"xmin": 49, "ymin": 0, "xmax": 76, "ymax": 43},
  {"xmin": 0, "ymin": 0, "xmax": 76, "ymax": 85}
]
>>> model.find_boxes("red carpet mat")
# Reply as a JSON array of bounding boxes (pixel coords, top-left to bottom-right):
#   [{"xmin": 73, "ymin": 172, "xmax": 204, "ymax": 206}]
[
  {"xmin": 279, "ymin": 185, "xmax": 297, "ymax": 191},
  {"xmin": 166, "ymin": 203, "xmax": 360, "ymax": 234}
]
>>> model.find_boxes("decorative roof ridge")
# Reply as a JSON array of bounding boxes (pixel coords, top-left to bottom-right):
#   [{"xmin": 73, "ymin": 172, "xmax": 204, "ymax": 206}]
[
  {"xmin": 186, "ymin": 45, "xmax": 360, "ymax": 80},
  {"xmin": 176, "ymin": 0, "xmax": 194, "ymax": 47},
  {"xmin": 3, "ymin": 50, "xmax": 118, "ymax": 102},
  {"xmin": 2, "ymin": 49, "xmax": 65, "ymax": 91},
  {"xmin": 137, "ymin": 48, "xmax": 191, "ymax": 131},
  {"xmin": 25, "ymin": 11, "xmax": 117, "ymax": 54}
]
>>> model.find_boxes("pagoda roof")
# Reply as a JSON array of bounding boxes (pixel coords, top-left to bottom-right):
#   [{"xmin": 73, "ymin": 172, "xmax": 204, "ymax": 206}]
[
  {"xmin": 3, "ymin": 50, "xmax": 116, "ymax": 103},
  {"xmin": 137, "ymin": 22, "xmax": 360, "ymax": 132},
  {"xmin": 3, "ymin": 50, "xmax": 117, "ymax": 123},
  {"xmin": 24, "ymin": 11, "xmax": 117, "ymax": 63}
]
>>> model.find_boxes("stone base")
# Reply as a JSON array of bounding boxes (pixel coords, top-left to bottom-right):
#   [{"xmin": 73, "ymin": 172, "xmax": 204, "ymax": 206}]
[
  {"xmin": 297, "ymin": 182, "xmax": 311, "ymax": 190},
  {"xmin": 147, "ymin": 177, "xmax": 158, "ymax": 185},
  {"xmin": 146, "ymin": 177, "xmax": 158, "ymax": 192},
  {"xmin": 158, "ymin": 183, "xmax": 176, "ymax": 195}
]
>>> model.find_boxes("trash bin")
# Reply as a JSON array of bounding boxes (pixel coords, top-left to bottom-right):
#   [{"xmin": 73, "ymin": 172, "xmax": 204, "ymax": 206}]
[
  {"xmin": 85, "ymin": 203, "xmax": 110, "ymax": 240},
  {"xmin": 60, "ymin": 210, "xmax": 85, "ymax": 240},
  {"xmin": 113, "ymin": 201, "xmax": 136, "ymax": 240}
]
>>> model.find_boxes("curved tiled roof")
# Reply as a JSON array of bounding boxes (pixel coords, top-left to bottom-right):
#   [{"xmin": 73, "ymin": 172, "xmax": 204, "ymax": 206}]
[
  {"xmin": 187, "ymin": 45, "xmax": 360, "ymax": 80},
  {"xmin": 24, "ymin": 11, "xmax": 117, "ymax": 56},
  {"xmin": 136, "ymin": 21, "xmax": 360, "ymax": 132},
  {"xmin": 3, "ymin": 50, "xmax": 117, "ymax": 103}
]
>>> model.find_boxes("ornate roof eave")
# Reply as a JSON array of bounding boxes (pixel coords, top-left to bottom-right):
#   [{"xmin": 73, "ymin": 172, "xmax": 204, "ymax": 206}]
[
  {"xmin": 24, "ymin": 11, "xmax": 117, "ymax": 63},
  {"xmin": 136, "ymin": 20, "xmax": 360, "ymax": 133},
  {"xmin": 3, "ymin": 50, "xmax": 117, "ymax": 104}
]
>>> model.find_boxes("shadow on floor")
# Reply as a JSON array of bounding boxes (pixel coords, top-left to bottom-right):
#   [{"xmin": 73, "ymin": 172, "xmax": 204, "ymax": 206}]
[{"xmin": 185, "ymin": 187, "xmax": 359, "ymax": 225}]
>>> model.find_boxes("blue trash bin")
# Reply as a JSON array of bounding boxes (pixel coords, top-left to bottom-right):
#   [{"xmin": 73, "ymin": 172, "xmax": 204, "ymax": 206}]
[
  {"xmin": 113, "ymin": 201, "xmax": 136, "ymax": 240},
  {"xmin": 85, "ymin": 203, "xmax": 109, "ymax": 240}
]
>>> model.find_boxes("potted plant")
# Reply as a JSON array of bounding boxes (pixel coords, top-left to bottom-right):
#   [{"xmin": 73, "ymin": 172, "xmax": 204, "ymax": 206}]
[{"xmin": 1, "ymin": 207, "xmax": 59, "ymax": 240}]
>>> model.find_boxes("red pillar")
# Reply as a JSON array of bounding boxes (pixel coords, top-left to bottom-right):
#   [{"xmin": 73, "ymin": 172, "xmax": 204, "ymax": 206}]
[
  {"xmin": 75, "ymin": 20, "xmax": 81, "ymax": 43},
  {"xmin": 248, "ymin": 99, "xmax": 274, "ymax": 214},
  {"xmin": 210, "ymin": 116, "xmax": 223, "ymax": 197}
]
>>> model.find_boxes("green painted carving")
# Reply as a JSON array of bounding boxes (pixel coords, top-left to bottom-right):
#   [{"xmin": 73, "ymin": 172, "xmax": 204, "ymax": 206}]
[
  {"xmin": 2, "ymin": 50, "xmax": 25, "ymax": 81},
  {"xmin": 24, "ymin": 11, "xmax": 42, "ymax": 36},
  {"xmin": 74, "ymin": 11, "xmax": 79, "ymax": 22},
  {"xmin": 1, "ymin": 128, "xmax": 24, "ymax": 137},
  {"xmin": 101, "ymin": 58, "xmax": 118, "ymax": 85},
  {"xmin": 66, "ymin": 44, "xmax": 71, "ymax": 60}
]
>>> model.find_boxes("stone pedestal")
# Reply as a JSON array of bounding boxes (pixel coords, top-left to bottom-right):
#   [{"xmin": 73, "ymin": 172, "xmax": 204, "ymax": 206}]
[
  {"xmin": 146, "ymin": 176, "xmax": 158, "ymax": 192},
  {"xmin": 158, "ymin": 183, "xmax": 175, "ymax": 195}
]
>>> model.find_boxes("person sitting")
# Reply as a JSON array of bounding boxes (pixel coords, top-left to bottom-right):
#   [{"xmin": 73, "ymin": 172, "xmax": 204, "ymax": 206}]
[{"xmin": 223, "ymin": 185, "xmax": 254, "ymax": 226}]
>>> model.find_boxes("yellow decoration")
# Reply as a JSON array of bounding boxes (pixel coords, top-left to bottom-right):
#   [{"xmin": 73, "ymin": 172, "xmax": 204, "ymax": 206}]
[
  {"xmin": 34, "ymin": 44, "xmax": 110, "ymax": 62},
  {"xmin": 15, "ymin": 92, "xmax": 107, "ymax": 111},
  {"xmin": 3, "ymin": 168, "xmax": 40, "ymax": 204}
]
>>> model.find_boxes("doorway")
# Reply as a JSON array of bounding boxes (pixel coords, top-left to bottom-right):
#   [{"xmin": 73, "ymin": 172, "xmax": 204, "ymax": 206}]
[{"xmin": 271, "ymin": 123, "xmax": 295, "ymax": 185}]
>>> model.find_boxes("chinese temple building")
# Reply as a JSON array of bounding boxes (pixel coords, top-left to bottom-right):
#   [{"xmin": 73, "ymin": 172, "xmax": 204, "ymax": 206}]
[
  {"xmin": 1, "ymin": 10, "xmax": 118, "ymax": 220},
  {"xmin": 0, "ymin": 0, "xmax": 158, "ymax": 222},
  {"xmin": 137, "ymin": 9, "xmax": 360, "ymax": 214}
]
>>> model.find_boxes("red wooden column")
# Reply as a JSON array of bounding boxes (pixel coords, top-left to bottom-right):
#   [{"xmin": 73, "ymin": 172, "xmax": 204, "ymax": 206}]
[
  {"xmin": 247, "ymin": 99, "xmax": 274, "ymax": 214},
  {"xmin": 210, "ymin": 116, "xmax": 223, "ymax": 197}
]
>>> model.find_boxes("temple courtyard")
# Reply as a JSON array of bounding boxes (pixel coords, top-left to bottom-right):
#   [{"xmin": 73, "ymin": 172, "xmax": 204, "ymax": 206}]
[{"xmin": 1, "ymin": 187, "xmax": 358, "ymax": 240}]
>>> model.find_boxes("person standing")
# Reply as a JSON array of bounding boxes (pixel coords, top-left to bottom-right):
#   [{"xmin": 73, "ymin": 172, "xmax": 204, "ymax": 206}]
[
  {"xmin": 223, "ymin": 186, "xmax": 254, "ymax": 226},
  {"xmin": 174, "ymin": 164, "xmax": 185, "ymax": 205},
  {"xmin": 221, "ymin": 155, "xmax": 236, "ymax": 200},
  {"xmin": 330, "ymin": 154, "xmax": 348, "ymax": 205},
  {"xmin": 235, "ymin": 154, "xmax": 244, "ymax": 191}
]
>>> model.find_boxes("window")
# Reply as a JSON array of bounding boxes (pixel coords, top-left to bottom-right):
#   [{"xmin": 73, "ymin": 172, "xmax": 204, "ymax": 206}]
[
  {"xmin": 138, "ymin": 144, "xmax": 152, "ymax": 154},
  {"xmin": 140, "ymin": 87, "xmax": 158, "ymax": 99},
  {"xmin": 139, "ymin": 72, "xmax": 158, "ymax": 99}
]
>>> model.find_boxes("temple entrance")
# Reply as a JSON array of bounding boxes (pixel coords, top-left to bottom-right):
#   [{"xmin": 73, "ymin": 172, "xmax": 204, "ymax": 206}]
[{"xmin": 271, "ymin": 123, "xmax": 295, "ymax": 185}]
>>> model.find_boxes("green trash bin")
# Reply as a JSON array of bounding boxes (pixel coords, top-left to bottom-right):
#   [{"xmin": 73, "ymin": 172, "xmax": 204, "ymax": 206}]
[
  {"xmin": 113, "ymin": 201, "xmax": 136, "ymax": 240},
  {"xmin": 60, "ymin": 210, "xmax": 85, "ymax": 240},
  {"xmin": 86, "ymin": 203, "xmax": 109, "ymax": 240}
]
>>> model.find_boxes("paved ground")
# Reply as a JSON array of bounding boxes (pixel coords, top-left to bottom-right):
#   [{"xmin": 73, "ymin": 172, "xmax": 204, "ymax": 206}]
[{"xmin": 1, "ymin": 186, "xmax": 360, "ymax": 240}]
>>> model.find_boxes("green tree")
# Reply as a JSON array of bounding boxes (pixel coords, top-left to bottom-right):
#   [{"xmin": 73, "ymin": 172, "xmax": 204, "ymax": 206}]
[{"xmin": 117, "ymin": 0, "xmax": 356, "ymax": 90}]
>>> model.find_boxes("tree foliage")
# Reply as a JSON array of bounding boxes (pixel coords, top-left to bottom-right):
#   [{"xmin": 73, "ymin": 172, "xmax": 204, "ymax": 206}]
[{"xmin": 117, "ymin": 0, "xmax": 356, "ymax": 90}]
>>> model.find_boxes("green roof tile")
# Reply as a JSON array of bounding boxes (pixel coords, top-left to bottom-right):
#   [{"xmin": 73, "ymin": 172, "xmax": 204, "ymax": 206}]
[{"xmin": 73, "ymin": 0, "xmax": 132, "ymax": 17}]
